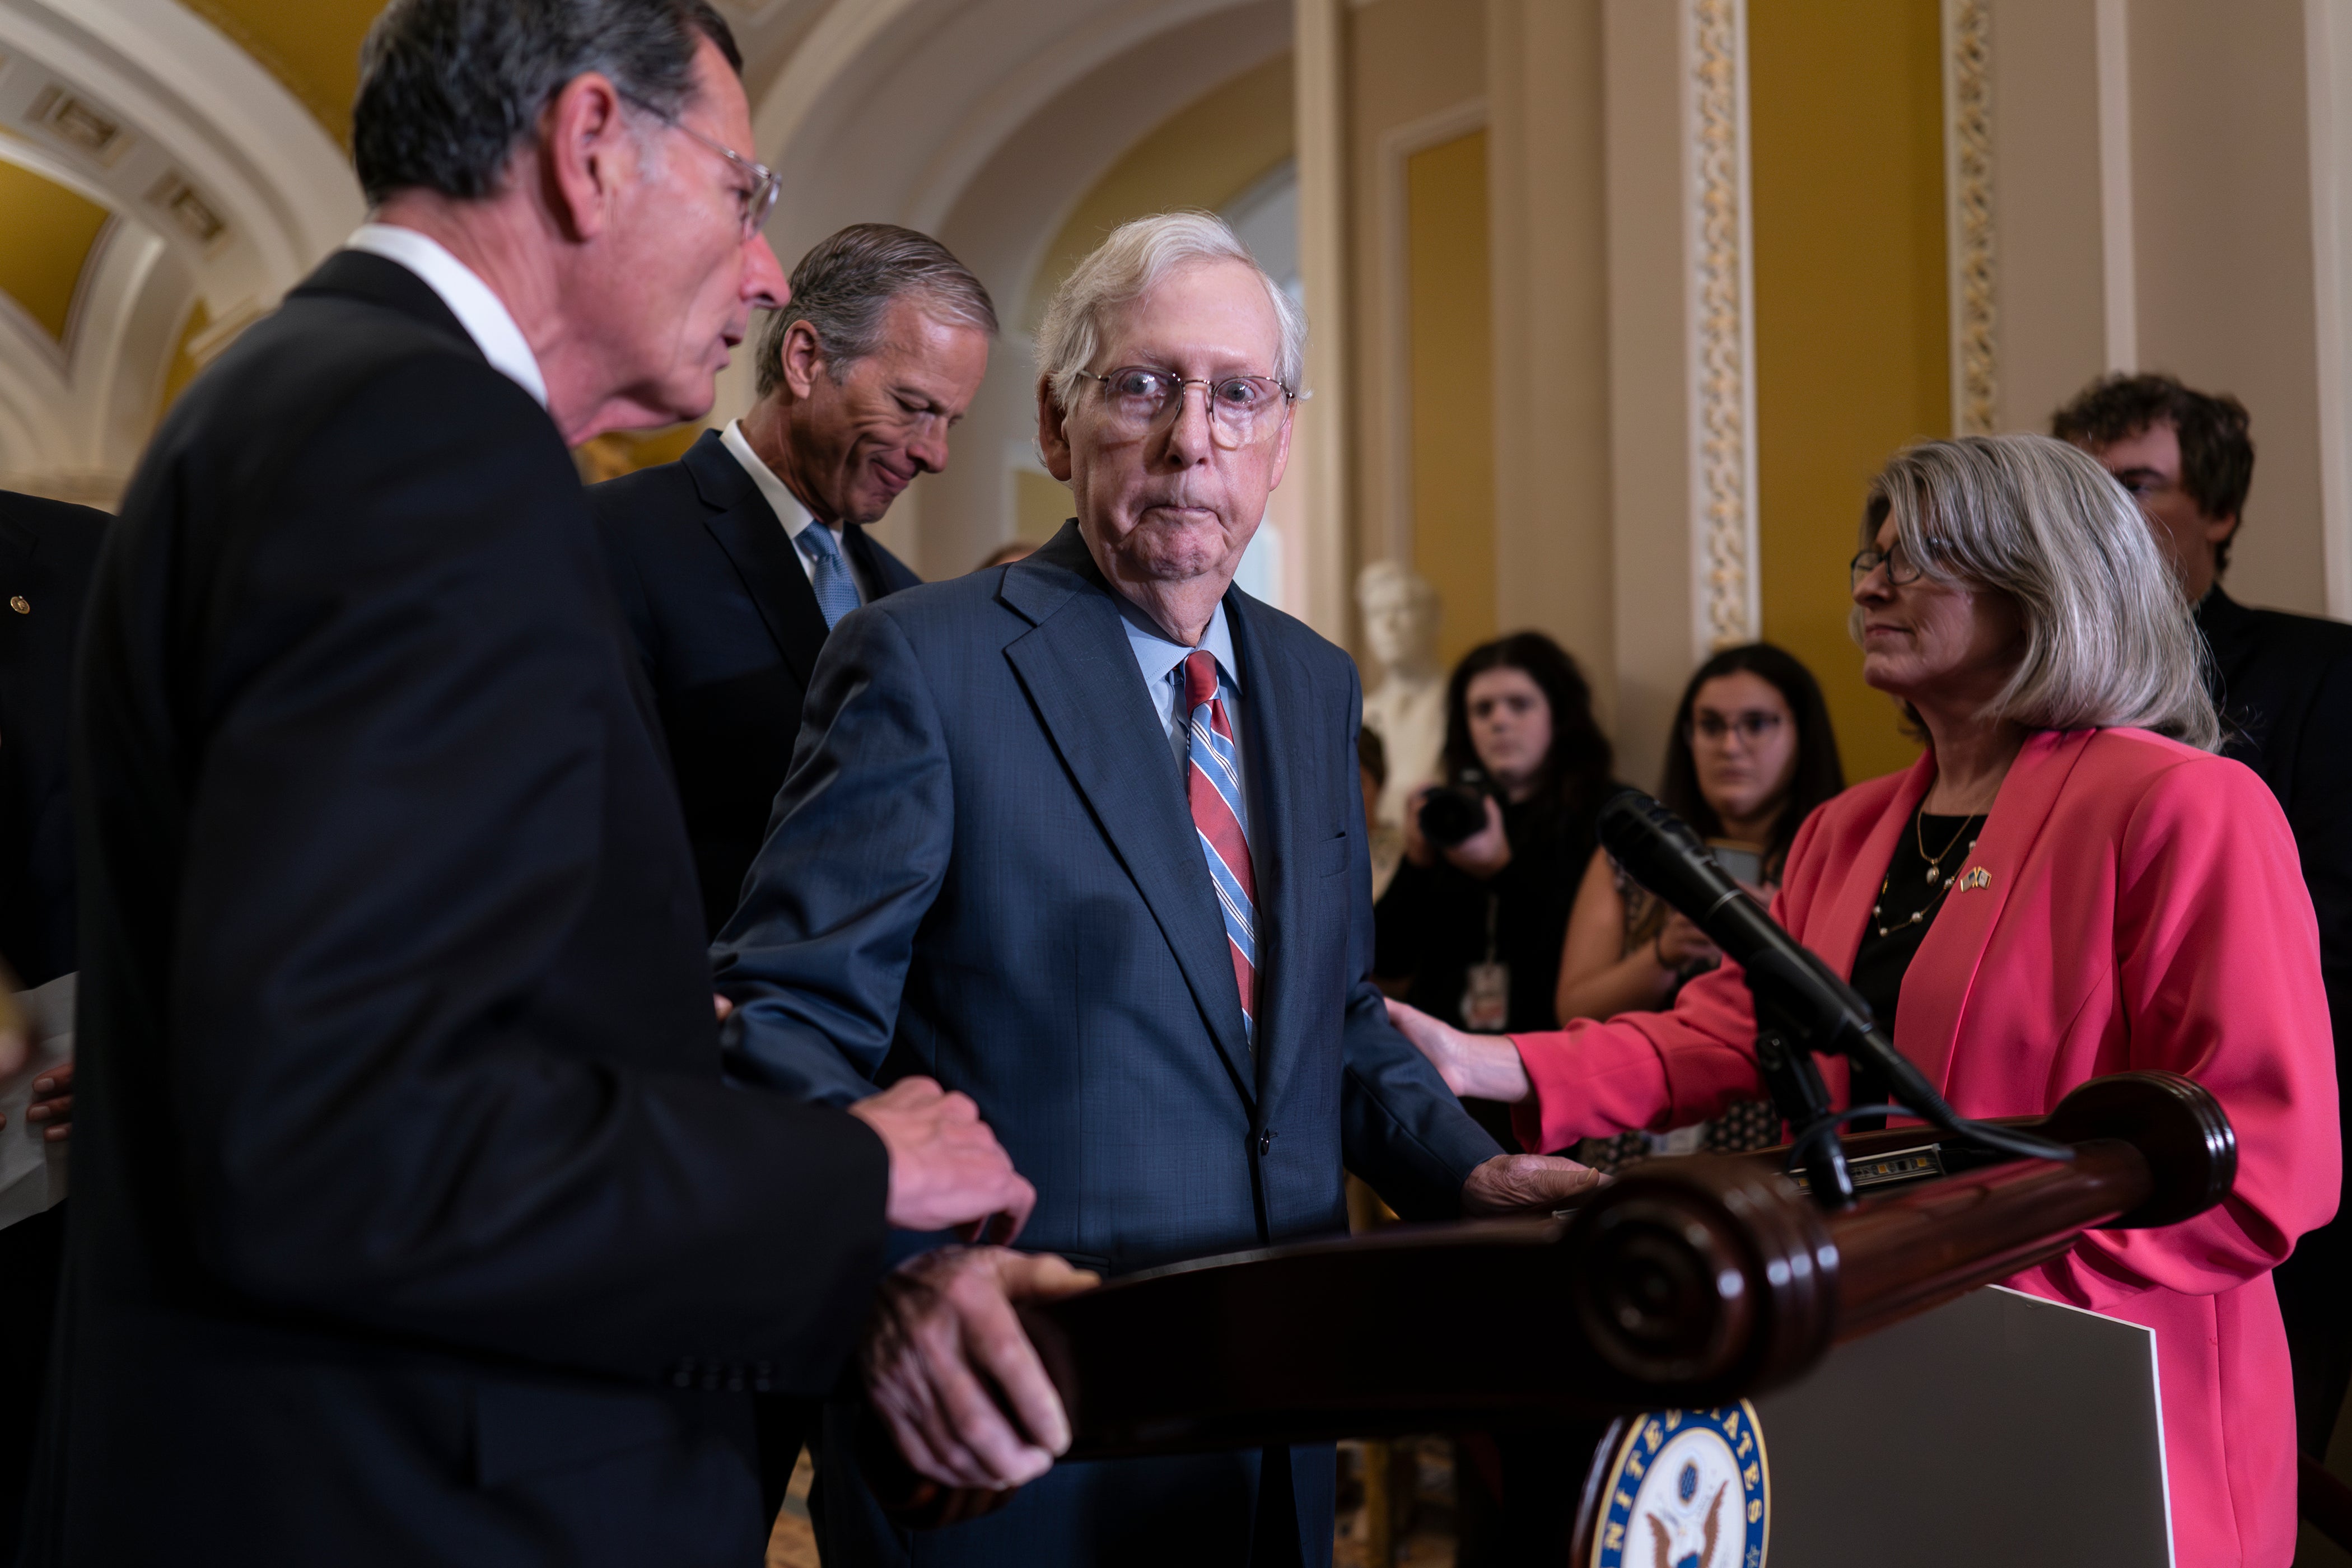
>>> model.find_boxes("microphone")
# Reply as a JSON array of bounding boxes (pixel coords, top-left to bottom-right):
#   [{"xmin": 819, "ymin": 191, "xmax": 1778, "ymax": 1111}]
[{"xmin": 1597, "ymin": 788, "xmax": 2071, "ymax": 1166}]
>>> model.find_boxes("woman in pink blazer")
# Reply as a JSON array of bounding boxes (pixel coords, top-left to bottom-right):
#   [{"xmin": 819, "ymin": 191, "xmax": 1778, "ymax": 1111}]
[{"xmin": 1392, "ymin": 434, "xmax": 2338, "ymax": 1567}]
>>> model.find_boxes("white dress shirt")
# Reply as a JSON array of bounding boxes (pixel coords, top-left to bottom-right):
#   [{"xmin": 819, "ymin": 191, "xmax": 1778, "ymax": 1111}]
[
  {"xmin": 343, "ymin": 225, "xmax": 547, "ymax": 408},
  {"xmin": 1117, "ymin": 594, "xmax": 1250, "ymax": 839},
  {"xmin": 720, "ymin": 420, "xmax": 868, "ymax": 604}
]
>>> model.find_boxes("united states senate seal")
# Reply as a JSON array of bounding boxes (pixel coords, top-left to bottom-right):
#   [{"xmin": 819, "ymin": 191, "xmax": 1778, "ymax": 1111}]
[{"xmin": 1588, "ymin": 1402, "xmax": 1768, "ymax": 1568}]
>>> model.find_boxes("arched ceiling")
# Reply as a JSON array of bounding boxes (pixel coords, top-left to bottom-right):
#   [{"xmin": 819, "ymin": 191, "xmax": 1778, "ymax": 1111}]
[
  {"xmin": 0, "ymin": 157, "xmax": 108, "ymax": 341},
  {"xmin": 0, "ymin": 0, "xmax": 1289, "ymax": 507},
  {"xmin": 175, "ymin": 1, "xmax": 382, "ymax": 148}
]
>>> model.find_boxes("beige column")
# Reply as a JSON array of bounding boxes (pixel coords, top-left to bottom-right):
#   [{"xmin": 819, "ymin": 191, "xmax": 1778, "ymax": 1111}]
[
  {"xmin": 1294, "ymin": 0, "xmax": 1354, "ymax": 646},
  {"xmin": 1485, "ymin": 0, "xmax": 1614, "ymax": 730}
]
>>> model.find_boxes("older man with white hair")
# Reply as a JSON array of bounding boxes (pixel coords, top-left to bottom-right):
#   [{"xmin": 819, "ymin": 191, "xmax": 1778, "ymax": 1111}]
[{"xmin": 715, "ymin": 212, "xmax": 1599, "ymax": 1566}]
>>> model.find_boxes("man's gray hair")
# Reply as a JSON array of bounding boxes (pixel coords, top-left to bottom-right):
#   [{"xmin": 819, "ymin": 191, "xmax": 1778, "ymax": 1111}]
[
  {"xmin": 353, "ymin": 0, "xmax": 739, "ymax": 206},
  {"xmin": 1037, "ymin": 211, "xmax": 1305, "ymax": 413},
  {"xmin": 1855, "ymin": 433, "xmax": 2221, "ymax": 750},
  {"xmin": 753, "ymin": 224, "xmax": 998, "ymax": 399}
]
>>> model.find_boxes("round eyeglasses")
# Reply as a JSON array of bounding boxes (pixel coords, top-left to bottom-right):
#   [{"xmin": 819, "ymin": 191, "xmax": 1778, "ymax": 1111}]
[
  {"xmin": 1689, "ymin": 710, "xmax": 1785, "ymax": 745},
  {"xmin": 1076, "ymin": 366, "xmax": 1295, "ymax": 449}
]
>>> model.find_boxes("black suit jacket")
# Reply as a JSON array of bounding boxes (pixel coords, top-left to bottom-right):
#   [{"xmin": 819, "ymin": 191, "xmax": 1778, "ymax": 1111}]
[
  {"xmin": 589, "ymin": 431, "xmax": 920, "ymax": 934},
  {"xmin": 0, "ymin": 493, "xmax": 104, "ymax": 988},
  {"xmin": 24, "ymin": 251, "xmax": 890, "ymax": 1568}
]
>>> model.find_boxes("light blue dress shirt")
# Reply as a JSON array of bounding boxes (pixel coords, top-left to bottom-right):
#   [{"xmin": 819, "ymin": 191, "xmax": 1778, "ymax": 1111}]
[{"xmin": 1115, "ymin": 594, "xmax": 1250, "ymax": 841}]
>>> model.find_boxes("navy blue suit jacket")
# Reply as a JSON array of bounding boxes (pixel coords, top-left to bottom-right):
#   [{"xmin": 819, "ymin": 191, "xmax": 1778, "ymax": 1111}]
[
  {"xmin": 712, "ymin": 522, "xmax": 1498, "ymax": 1565},
  {"xmin": 590, "ymin": 431, "xmax": 919, "ymax": 934}
]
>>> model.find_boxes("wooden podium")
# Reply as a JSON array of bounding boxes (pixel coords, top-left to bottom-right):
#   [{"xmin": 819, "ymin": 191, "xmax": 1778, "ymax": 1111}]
[{"xmin": 872, "ymin": 1070, "xmax": 2224, "ymax": 1563}]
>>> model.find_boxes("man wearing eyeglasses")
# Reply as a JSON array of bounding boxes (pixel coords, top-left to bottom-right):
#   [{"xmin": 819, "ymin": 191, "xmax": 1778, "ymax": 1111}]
[
  {"xmin": 2055, "ymin": 374, "xmax": 2352, "ymax": 1467},
  {"xmin": 713, "ymin": 211, "xmax": 1601, "ymax": 1567},
  {"xmin": 589, "ymin": 225, "xmax": 994, "ymax": 941},
  {"xmin": 26, "ymin": 5, "xmax": 1045, "ymax": 1566}
]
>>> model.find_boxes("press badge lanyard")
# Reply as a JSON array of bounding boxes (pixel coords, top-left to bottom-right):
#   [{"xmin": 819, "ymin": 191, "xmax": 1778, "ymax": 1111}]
[{"xmin": 1460, "ymin": 894, "xmax": 1509, "ymax": 1033}]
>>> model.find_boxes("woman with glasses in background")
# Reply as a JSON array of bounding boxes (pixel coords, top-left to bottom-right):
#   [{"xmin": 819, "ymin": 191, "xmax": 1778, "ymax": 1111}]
[
  {"xmin": 1555, "ymin": 643, "xmax": 1844, "ymax": 1167},
  {"xmin": 1388, "ymin": 433, "xmax": 2335, "ymax": 1568}
]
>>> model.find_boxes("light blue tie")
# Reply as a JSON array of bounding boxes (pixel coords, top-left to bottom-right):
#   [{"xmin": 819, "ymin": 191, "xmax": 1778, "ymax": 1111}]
[{"xmin": 800, "ymin": 521, "xmax": 860, "ymax": 629}]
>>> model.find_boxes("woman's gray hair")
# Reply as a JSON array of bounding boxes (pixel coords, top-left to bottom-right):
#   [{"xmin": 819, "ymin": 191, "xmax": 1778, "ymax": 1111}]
[
  {"xmin": 1037, "ymin": 211, "xmax": 1305, "ymax": 412},
  {"xmin": 1855, "ymin": 433, "xmax": 2220, "ymax": 750}
]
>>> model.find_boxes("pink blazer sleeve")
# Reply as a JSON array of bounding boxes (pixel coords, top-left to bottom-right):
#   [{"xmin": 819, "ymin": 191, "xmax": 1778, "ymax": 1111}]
[
  {"xmin": 2028, "ymin": 758, "xmax": 2339, "ymax": 1309},
  {"xmin": 1505, "ymin": 804, "xmax": 1844, "ymax": 1154}
]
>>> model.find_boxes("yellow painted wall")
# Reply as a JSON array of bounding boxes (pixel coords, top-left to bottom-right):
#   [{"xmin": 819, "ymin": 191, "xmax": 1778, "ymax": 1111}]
[
  {"xmin": 0, "ymin": 162, "xmax": 111, "ymax": 343},
  {"xmin": 1026, "ymin": 53, "xmax": 1294, "ymax": 332},
  {"xmin": 179, "ymin": 1, "xmax": 382, "ymax": 148},
  {"xmin": 1751, "ymin": 0, "xmax": 1950, "ymax": 783},
  {"xmin": 1015, "ymin": 470, "xmax": 1072, "ymax": 543},
  {"xmin": 1406, "ymin": 130, "xmax": 1495, "ymax": 670}
]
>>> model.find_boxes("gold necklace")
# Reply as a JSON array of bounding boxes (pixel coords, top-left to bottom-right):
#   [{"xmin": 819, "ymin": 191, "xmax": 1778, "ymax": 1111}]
[
  {"xmin": 1915, "ymin": 808, "xmax": 1979, "ymax": 888},
  {"xmin": 1873, "ymin": 811, "xmax": 1984, "ymax": 937}
]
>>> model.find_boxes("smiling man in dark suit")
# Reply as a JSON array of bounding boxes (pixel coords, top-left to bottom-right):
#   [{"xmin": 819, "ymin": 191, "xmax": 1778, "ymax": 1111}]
[
  {"xmin": 713, "ymin": 212, "xmax": 1600, "ymax": 1568},
  {"xmin": 589, "ymin": 225, "xmax": 994, "ymax": 936},
  {"xmin": 25, "ymin": 6, "xmax": 1053, "ymax": 1566}
]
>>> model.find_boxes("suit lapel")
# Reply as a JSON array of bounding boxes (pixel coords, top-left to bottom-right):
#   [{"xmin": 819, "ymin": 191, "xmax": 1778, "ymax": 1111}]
[
  {"xmin": 1000, "ymin": 527, "xmax": 1258, "ymax": 1106},
  {"xmin": 841, "ymin": 521, "xmax": 909, "ymax": 599},
  {"xmin": 683, "ymin": 432, "xmax": 830, "ymax": 687},
  {"xmin": 0, "ymin": 511, "xmax": 38, "ymax": 748},
  {"xmin": 1226, "ymin": 591, "xmax": 1315, "ymax": 1108},
  {"xmin": 1896, "ymin": 729, "xmax": 2094, "ymax": 1094}
]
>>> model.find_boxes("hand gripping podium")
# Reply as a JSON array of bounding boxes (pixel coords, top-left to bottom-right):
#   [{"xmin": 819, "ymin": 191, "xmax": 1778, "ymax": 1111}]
[{"xmin": 872, "ymin": 1070, "xmax": 2230, "ymax": 1566}]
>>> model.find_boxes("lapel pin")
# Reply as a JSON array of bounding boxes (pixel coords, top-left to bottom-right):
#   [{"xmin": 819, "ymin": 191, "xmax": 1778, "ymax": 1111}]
[
  {"xmin": 7, "ymin": 596, "xmax": 26, "ymax": 615},
  {"xmin": 1954, "ymin": 865, "xmax": 1992, "ymax": 892}
]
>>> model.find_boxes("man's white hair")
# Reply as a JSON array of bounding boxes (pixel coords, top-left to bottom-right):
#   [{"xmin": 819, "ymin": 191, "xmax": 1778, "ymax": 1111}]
[{"xmin": 1036, "ymin": 211, "xmax": 1306, "ymax": 413}]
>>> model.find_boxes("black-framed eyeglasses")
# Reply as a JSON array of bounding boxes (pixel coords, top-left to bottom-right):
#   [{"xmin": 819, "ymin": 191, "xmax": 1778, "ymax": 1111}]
[
  {"xmin": 619, "ymin": 92, "xmax": 780, "ymax": 239},
  {"xmin": 1849, "ymin": 537, "xmax": 1946, "ymax": 590},
  {"xmin": 1076, "ymin": 366, "xmax": 1296, "ymax": 449},
  {"xmin": 1688, "ymin": 710, "xmax": 1785, "ymax": 745}
]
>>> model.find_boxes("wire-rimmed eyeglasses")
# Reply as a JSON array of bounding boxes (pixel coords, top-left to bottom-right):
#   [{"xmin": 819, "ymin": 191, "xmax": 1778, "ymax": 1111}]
[
  {"xmin": 1076, "ymin": 366, "xmax": 1296, "ymax": 449},
  {"xmin": 620, "ymin": 92, "xmax": 780, "ymax": 239}
]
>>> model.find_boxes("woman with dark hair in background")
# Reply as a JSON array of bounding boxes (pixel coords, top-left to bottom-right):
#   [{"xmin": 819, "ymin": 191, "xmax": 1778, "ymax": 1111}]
[
  {"xmin": 1561, "ymin": 639, "xmax": 1834, "ymax": 1166},
  {"xmin": 1373, "ymin": 631, "xmax": 1620, "ymax": 1148},
  {"xmin": 1556, "ymin": 644, "xmax": 1844, "ymax": 1165}
]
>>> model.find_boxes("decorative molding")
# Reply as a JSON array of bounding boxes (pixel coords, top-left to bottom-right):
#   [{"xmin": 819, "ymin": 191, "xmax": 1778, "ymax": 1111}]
[
  {"xmin": 1375, "ymin": 97, "xmax": 1487, "ymax": 570},
  {"xmin": 1944, "ymin": 0, "xmax": 1995, "ymax": 435},
  {"xmin": 1684, "ymin": 0, "xmax": 1758, "ymax": 652},
  {"xmin": 2094, "ymin": 0, "xmax": 2136, "ymax": 372}
]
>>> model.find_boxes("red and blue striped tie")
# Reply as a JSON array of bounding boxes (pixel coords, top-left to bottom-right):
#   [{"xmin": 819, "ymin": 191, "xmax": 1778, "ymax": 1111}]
[{"xmin": 1183, "ymin": 650, "xmax": 1258, "ymax": 1039}]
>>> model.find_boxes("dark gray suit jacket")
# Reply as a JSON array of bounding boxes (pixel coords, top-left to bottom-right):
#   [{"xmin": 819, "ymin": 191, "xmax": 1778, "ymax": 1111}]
[{"xmin": 713, "ymin": 522, "xmax": 1499, "ymax": 1565}]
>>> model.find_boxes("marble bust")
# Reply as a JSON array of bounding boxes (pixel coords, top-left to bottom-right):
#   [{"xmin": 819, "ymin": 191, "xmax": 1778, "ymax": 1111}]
[{"xmin": 1356, "ymin": 562, "xmax": 1445, "ymax": 894}]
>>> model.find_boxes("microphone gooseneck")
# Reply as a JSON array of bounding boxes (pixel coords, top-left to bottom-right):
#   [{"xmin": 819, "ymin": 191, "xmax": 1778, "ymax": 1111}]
[{"xmin": 1597, "ymin": 788, "xmax": 2073, "ymax": 1169}]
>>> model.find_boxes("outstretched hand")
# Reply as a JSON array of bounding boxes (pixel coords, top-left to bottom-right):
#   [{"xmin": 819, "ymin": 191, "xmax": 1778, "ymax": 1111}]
[
  {"xmin": 863, "ymin": 1247, "xmax": 1099, "ymax": 1490},
  {"xmin": 1462, "ymin": 1152, "xmax": 1608, "ymax": 1215},
  {"xmin": 1384, "ymin": 997, "xmax": 1533, "ymax": 1103},
  {"xmin": 848, "ymin": 1077, "xmax": 1036, "ymax": 1241}
]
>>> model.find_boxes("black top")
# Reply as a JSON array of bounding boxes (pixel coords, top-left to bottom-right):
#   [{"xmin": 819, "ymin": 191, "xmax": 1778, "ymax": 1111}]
[
  {"xmin": 1375, "ymin": 791, "xmax": 1612, "ymax": 1037},
  {"xmin": 1845, "ymin": 808, "xmax": 1985, "ymax": 1124},
  {"xmin": 31, "ymin": 250, "xmax": 890, "ymax": 1567}
]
